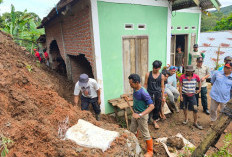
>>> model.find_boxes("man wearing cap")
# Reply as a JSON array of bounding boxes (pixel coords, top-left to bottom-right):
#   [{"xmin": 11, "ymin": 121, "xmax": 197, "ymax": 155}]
[
  {"xmin": 175, "ymin": 46, "xmax": 184, "ymax": 73},
  {"xmin": 179, "ymin": 65, "xmax": 203, "ymax": 130},
  {"xmin": 210, "ymin": 62, "xmax": 232, "ymax": 124},
  {"xmin": 218, "ymin": 56, "xmax": 232, "ymax": 71},
  {"xmin": 194, "ymin": 57, "xmax": 210, "ymax": 115},
  {"xmin": 190, "ymin": 44, "xmax": 204, "ymax": 66},
  {"xmin": 165, "ymin": 66, "xmax": 180, "ymax": 112},
  {"xmin": 74, "ymin": 74, "xmax": 101, "ymax": 120}
]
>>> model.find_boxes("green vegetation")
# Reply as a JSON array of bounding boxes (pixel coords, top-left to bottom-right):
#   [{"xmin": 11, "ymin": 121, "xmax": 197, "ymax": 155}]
[
  {"xmin": 0, "ymin": 4, "xmax": 44, "ymax": 52},
  {"xmin": 0, "ymin": 135, "xmax": 13, "ymax": 157},
  {"xmin": 210, "ymin": 133, "xmax": 232, "ymax": 157},
  {"xmin": 201, "ymin": 5, "xmax": 232, "ymax": 32}
]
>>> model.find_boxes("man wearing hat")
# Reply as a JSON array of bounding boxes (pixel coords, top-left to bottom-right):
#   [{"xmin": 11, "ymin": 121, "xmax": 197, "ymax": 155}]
[
  {"xmin": 175, "ymin": 46, "xmax": 184, "ymax": 73},
  {"xmin": 194, "ymin": 57, "xmax": 210, "ymax": 115},
  {"xmin": 74, "ymin": 74, "xmax": 101, "ymax": 120},
  {"xmin": 218, "ymin": 56, "xmax": 232, "ymax": 71},
  {"xmin": 179, "ymin": 65, "xmax": 203, "ymax": 130},
  {"xmin": 210, "ymin": 62, "xmax": 232, "ymax": 124},
  {"xmin": 190, "ymin": 44, "xmax": 204, "ymax": 66}
]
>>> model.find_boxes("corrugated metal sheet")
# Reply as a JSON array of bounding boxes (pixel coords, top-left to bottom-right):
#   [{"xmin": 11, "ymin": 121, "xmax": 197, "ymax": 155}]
[{"xmin": 199, "ymin": 31, "xmax": 232, "ymax": 74}]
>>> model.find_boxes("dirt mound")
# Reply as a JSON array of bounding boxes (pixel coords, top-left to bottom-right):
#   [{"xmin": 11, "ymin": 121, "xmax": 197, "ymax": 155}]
[
  {"xmin": 167, "ymin": 137, "xmax": 184, "ymax": 150},
  {"xmin": 0, "ymin": 31, "xmax": 140, "ymax": 156}
]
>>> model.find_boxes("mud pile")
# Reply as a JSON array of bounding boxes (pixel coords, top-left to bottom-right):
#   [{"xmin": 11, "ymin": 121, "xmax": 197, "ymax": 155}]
[{"xmin": 0, "ymin": 31, "xmax": 141, "ymax": 157}]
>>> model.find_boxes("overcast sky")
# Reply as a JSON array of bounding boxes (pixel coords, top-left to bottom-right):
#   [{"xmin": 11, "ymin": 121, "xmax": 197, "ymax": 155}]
[{"xmin": 0, "ymin": 0, "xmax": 231, "ymax": 19}]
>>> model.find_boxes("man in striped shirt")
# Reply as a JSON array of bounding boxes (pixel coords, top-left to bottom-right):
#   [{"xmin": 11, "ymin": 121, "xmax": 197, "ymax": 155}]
[{"xmin": 179, "ymin": 65, "xmax": 203, "ymax": 130}]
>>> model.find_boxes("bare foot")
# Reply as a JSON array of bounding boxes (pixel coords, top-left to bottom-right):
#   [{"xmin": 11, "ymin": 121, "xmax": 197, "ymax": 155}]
[{"xmin": 153, "ymin": 121, "xmax": 160, "ymax": 129}]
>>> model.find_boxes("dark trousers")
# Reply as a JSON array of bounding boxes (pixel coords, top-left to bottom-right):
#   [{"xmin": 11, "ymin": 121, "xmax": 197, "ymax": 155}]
[
  {"xmin": 81, "ymin": 96, "xmax": 101, "ymax": 114},
  {"xmin": 149, "ymin": 92, "xmax": 162, "ymax": 121},
  {"xmin": 196, "ymin": 87, "xmax": 208, "ymax": 111}
]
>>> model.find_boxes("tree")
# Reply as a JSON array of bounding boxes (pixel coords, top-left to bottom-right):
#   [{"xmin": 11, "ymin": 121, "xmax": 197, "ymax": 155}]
[
  {"xmin": 201, "ymin": 12, "xmax": 225, "ymax": 32},
  {"xmin": 214, "ymin": 12, "xmax": 232, "ymax": 31},
  {"xmin": 0, "ymin": 4, "xmax": 44, "ymax": 51}
]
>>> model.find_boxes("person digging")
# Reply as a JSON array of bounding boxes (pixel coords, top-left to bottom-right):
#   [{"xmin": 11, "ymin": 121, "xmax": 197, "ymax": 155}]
[
  {"xmin": 123, "ymin": 74, "xmax": 154, "ymax": 157},
  {"xmin": 179, "ymin": 65, "xmax": 203, "ymax": 130},
  {"xmin": 74, "ymin": 74, "xmax": 101, "ymax": 121}
]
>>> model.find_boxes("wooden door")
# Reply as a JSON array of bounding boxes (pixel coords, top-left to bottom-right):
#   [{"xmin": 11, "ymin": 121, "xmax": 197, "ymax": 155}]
[
  {"xmin": 170, "ymin": 35, "xmax": 176, "ymax": 66},
  {"xmin": 123, "ymin": 36, "xmax": 148, "ymax": 94}
]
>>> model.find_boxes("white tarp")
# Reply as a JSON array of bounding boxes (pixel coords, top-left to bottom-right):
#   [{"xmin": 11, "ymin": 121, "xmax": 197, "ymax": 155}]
[
  {"xmin": 156, "ymin": 133, "xmax": 195, "ymax": 157},
  {"xmin": 66, "ymin": 119, "xmax": 119, "ymax": 152}
]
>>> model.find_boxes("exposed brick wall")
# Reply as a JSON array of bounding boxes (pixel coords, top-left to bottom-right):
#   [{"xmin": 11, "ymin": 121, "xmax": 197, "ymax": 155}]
[
  {"xmin": 69, "ymin": 54, "xmax": 94, "ymax": 83},
  {"xmin": 44, "ymin": 0, "xmax": 95, "ymax": 82}
]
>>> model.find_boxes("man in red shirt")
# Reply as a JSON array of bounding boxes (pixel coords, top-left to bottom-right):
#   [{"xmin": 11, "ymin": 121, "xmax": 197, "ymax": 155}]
[
  {"xmin": 34, "ymin": 49, "xmax": 41, "ymax": 62},
  {"xmin": 179, "ymin": 65, "xmax": 203, "ymax": 130},
  {"xmin": 43, "ymin": 49, "xmax": 49, "ymax": 66}
]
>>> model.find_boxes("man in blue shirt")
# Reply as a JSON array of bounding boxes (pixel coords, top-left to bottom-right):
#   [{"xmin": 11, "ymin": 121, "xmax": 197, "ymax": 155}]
[
  {"xmin": 210, "ymin": 63, "xmax": 232, "ymax": 124},
  {"xmin": 165, "ymin": 66, "xmax": 180, "ymax": 112},
  {"xmin": 123, "ymin": 74, "xmax": 154, "ymax": 157},
  {"xmin": 218, "ymin": 56, "xmax": 231, "ymax": 71}
]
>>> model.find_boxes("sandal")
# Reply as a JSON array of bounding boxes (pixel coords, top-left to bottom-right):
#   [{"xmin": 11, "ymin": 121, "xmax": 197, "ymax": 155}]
[
  {"xmin": 182, "ymin": 120, "xmax": 188, "ymax": 125},
  {"xmin": 153, "ymin": 122, "xmax": 160, "ymax": 129},
  {"xmin": 194, "ymin": 123, "xmax": 203, "ymax": 130}
]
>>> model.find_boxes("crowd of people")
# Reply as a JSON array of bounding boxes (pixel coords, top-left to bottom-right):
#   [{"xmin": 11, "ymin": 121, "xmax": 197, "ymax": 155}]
[
  {"xmin": 71, "ymin": 43, "xmax": 231, "ymax": 157},
  {"xmin": 33, "ymin": 48, "xmax": 49, "ymax": 66}
]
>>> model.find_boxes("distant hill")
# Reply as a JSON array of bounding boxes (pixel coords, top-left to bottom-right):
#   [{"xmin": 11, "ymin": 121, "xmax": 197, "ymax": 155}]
[{"xmin": 211, "ymin": 5, "xmax": 232, "ymax": 15}]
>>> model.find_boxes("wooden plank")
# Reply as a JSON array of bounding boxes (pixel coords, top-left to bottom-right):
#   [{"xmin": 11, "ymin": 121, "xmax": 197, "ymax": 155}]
[
  {"xmin": 135, "ymin": 38, "xmax": 141, "ymax": 75},
  {"xmin": 184, "ymin": 34, "xmax": 188, "ymax": 67},
  {"xmin": 130, "ymin": 38, "xmax": 136, "ymax": 74},
  {"xmin": 140, "ymin": 38, "xmax": 148, "ymax": 86},
  {"xmin": 123, "ymin": 39, "xmax": 131, "ymax": 94},
  {"xmin": 117, "ymin": 101, "xmax": 133, "ymax": 109},
  {"xmin": 170, "ymin": 35, "xmax": 175, "ymax": 66},
  {"xmin": 193, "ymin": 0, "xmax": 200, "ymax": 6},
  {"xmin": 191, "ymin": 99, "xmax": 232, "ymax": 156},
  {"xmin": 125, "ymin": 109, "xmax": 129, "ymax": 129}
]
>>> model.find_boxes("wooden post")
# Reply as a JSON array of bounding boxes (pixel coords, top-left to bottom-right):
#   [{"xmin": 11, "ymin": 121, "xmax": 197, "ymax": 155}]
[
  {"xmin": 215, "ymin": 46, "xmax": 220, "ymax": 70},
  {"xmin": 191, "ymin": 99, "xmax": 232, "ymax": 157}
]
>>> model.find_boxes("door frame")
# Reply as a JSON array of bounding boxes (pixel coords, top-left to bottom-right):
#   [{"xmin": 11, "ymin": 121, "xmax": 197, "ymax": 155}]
[
  {"xmin": 170, "ymin": 33, "xmax": 189, "ymax": 67},
  {"xmin": 121, "ymin": 35, "xmax": 149, "ymax": 93}
]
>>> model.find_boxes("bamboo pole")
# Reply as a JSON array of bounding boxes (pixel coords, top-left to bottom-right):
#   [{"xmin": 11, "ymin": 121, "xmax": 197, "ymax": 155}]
[
  {"xmin": 215, "ymin": 46, "xmax": 220, "ymax": 70},
  {"xmin": 191, "ymin": 99, "xmax": 232, "ymax": 156}
]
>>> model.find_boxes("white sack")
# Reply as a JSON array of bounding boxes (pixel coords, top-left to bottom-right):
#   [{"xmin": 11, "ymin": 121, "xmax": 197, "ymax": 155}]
[{"xmin": 66, "ymin": 119, "xmax": 119, "ymax": 152}]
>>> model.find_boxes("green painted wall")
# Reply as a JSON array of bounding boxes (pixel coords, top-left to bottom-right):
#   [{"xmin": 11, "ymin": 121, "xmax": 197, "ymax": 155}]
[
  {"xmin": 98, "ymin": 1, "xmax": 168, "ymax": 113},
  {"xmin": 171, "ymin": 12, "xmax": 200, "ymax": 64}
]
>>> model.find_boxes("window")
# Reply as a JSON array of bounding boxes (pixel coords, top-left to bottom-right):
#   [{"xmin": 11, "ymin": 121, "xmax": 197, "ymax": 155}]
[
  {"xmin": 184, "ymin": 26, "xmax": 189, "ymax": 30},
  {"xmin": 176, "ymin": 26, "xmax": 182, "ymax": 30},
  {"xmin": 137, "ymin": 24, "xmax": 146, "ymax": 30},
  {"xmin": 192, "ymin": 26, "xmax": 196, "ymax": 30},
  {"xmin": 125, "ymin": 24, "xmax": 134, "ymax": 30}
]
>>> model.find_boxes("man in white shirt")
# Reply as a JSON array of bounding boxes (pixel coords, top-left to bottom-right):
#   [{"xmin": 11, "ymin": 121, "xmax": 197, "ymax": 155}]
[{"xmin": 74, "ymin": 74, "xmax": 101, "ymax": 120}]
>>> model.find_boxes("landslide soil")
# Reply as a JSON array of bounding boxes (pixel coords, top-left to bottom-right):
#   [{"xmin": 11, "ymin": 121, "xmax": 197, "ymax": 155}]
[{"xmin": 0, "ymin": 31, "xmax": 125, "ymax": 157}]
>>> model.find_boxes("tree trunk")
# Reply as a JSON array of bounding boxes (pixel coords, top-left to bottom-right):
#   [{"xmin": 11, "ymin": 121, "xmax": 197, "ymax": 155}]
[
  {"xmin": 191, "ymin": 99, "xmax": 232, "ymax": 157},
  {"xmin": 31, "ymin": 43, "xmax": 34, "ymax": 54}
]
